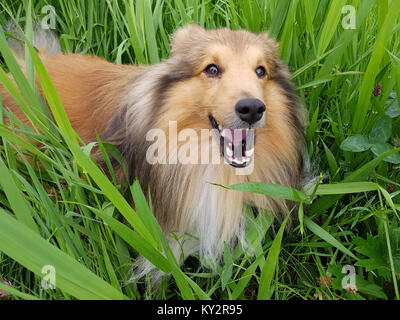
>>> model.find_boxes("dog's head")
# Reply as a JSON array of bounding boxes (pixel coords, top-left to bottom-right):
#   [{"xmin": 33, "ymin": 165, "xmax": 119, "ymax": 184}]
[{"xmin": 149, "ymin": 25, "xmax": 304, "ymax": 169}]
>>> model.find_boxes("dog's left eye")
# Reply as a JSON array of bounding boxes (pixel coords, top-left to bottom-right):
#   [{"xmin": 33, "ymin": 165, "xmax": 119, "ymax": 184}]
[
  {"xmin": 204, "ymin": 64, "xmax": 221, "ymax": 77},
  {"xmin": 255, "ymin": 66, "xmax": 267, "ymax": 78}
]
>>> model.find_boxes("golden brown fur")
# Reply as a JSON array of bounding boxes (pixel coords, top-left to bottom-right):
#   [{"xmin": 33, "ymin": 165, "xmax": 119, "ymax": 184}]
[{"xmin": 1, "ymin": 24, "xmax": 306, "ymax": 277}]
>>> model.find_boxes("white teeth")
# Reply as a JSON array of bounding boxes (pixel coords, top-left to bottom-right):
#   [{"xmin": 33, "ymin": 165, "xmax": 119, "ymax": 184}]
[
  {"xmin": 226, "ymin": 156, "xmax": 250, "ymax": 165},
  {"xmin": 233, "ymin": 157, "xmax": 248, "ymax": 164},
  {"xmin": 245, "ymin": 148, "xmax": 254, "ymax": 157}
]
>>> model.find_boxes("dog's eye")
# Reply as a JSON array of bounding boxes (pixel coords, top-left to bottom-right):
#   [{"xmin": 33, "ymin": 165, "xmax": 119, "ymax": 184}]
[
  {"xmin": 255, "ymin": 66, "xmax": 267, "ymax": 78},
  {"xmin": 204, "ymin": 64, "xmax": 221, "ymax": 77}
]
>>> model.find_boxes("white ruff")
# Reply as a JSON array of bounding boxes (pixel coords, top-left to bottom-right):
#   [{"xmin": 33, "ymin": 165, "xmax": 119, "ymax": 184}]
[{"xmin": 182, "ymin": 165, "xmax": 246, "ymax": 268}]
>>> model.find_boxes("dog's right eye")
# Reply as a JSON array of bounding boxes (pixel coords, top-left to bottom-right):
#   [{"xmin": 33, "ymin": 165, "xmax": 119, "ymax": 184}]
[{"xmin": 204, "ymin": 64, "xmax": 221, "ymax": 77}]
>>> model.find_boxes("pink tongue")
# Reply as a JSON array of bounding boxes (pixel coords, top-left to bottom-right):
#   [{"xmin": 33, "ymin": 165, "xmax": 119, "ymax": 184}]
[{"xmin": 222, "ymin": 129, "xmax": 247, "ymax": 145}]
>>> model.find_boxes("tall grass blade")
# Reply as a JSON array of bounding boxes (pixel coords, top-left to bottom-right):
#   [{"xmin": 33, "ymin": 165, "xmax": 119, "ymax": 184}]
[
  {"xmin": 257, "ymin": 213, "xmax": 290, "ymax": 300},
  {"xmin": 0, "ymin": 209, "xmax": 127, "ymax": 300}
]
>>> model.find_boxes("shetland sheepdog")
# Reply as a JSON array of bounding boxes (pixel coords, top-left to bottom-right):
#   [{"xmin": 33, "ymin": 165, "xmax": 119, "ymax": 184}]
[{"xmin": 1, "ymin": 24, "xmax": 306, "ymax": 279}]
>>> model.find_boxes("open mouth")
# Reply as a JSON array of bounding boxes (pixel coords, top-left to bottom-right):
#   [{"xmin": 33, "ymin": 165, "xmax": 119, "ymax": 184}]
[{"xmin": 209, "ymin": 115, "xmax": 255, "ymax": 168}]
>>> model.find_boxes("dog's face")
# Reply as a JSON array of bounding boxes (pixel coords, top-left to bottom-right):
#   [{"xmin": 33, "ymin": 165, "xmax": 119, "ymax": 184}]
[
  {"xmin": 150, "ymin": 25, "xmax": 302, "ymax": 170},
  {"xmin": 194, "ymin": 42, "xmax": 271, "ymax": 167}
]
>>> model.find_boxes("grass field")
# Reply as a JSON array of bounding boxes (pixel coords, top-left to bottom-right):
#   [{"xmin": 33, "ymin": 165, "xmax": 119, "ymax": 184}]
[{"xmin": 0, "ymin": 0, "xmax": 399, "ymax": 300}]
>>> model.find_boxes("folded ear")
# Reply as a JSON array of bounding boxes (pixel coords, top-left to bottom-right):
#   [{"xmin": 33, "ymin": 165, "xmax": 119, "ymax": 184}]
[{"xmin": 170, "ymin": 24, "xmax": 205, "ymax": 55}]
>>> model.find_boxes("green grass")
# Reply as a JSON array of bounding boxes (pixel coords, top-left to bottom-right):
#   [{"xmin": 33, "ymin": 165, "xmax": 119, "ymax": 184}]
[{"xmin": 0, "ymin": 0, "xmax": 399, "ymax": 300}]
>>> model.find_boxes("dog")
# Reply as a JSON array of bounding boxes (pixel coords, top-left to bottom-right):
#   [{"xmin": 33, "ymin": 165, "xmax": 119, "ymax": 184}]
[{"xmin": 1, "ymin": 24, "xmax": 306, "ymax": 279}]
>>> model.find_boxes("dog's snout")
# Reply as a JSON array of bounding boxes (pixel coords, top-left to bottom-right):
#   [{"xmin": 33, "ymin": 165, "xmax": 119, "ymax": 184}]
[{"xmin": 235, "ymin": 98, "xmax": 266, "ymax": 125}]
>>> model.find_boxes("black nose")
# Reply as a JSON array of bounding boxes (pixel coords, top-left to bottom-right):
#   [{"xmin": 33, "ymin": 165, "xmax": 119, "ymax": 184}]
[{"xmin": 235, "ymin": 98, "xmax": 266, "ymax": 125}]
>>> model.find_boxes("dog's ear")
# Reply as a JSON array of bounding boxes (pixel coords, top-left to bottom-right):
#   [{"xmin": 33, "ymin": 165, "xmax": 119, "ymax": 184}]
[
  {"xmin": 171, "ymin": 24, "xmax": 205, "ymax": 55},
  {"xmin": 258, "ymin": 31, "xmax": 280, "ymax": 53}
]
